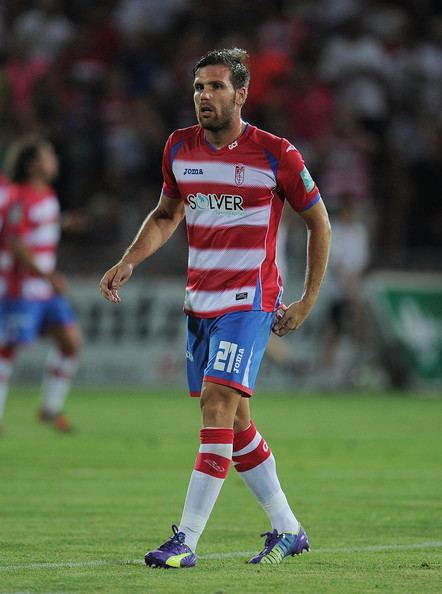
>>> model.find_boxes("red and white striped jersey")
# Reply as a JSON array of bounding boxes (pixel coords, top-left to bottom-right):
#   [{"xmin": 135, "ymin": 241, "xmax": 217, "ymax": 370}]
[
  {"xmin": 3, "ymin": 183, "xmax": 60, "ymax": 300},
  {"xmin": 0, "ymin": 174, "xmax": 10, "ymax": 220},
  {"xmin": 0, "ymin": 174, "xmax": 13, "ymax": 298},
  {"xmin": 162, "ymin": 123, "xmax": 321, "ymax": 318}
]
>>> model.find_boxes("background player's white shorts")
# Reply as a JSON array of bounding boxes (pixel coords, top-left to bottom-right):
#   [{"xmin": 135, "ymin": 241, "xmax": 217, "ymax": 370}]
[{"xmin": 186, "ymin": 310, "xmax": 275, "ymax": 397}]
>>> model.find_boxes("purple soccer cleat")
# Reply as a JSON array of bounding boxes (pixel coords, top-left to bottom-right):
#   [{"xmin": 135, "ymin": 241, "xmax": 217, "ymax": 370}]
[
  {"xmin": 144, "ymin": 525, "xmax": 197, "ymax": 569},
  {"xmin": 248, "ymin": 526, "xmax": 310, "ymax": 564}
]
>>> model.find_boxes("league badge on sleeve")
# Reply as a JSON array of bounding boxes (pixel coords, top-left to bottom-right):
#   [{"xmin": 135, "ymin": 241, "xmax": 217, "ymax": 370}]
[{"xmin": 300, "ymin": 166, "xmax": 315, "ymax": 192}]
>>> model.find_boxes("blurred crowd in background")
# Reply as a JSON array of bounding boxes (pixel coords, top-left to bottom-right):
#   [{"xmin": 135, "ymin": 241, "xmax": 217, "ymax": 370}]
[{"xmin": 0, "ymin": 0, "xmax": 441, "ymax": 277}]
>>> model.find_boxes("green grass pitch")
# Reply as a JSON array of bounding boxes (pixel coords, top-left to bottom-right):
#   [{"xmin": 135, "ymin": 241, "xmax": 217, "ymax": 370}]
[{"xmin": 0, "ymin": 388, "xmax": 441, "ymax": 593}]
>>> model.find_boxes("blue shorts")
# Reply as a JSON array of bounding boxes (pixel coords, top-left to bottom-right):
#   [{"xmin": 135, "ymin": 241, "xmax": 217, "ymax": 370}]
[
  {"xmin": 186, "ymin": 310, "xmax": 275, "ymax": 398},
  {"xmin": 0, "ymin": 296, "xmax": 77, "ymax": 346}
]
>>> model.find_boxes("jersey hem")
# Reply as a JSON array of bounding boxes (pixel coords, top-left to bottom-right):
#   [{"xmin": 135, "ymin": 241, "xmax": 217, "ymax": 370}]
[{"xmin": 184, "ymin": 304, "xmax": 276, "ymax": 318}]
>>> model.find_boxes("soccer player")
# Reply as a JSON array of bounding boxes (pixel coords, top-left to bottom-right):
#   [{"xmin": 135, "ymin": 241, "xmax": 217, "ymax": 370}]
[
  {"xmin": 0, "ymin": 170, "xmax": 12, "ymax": 269},
  {"xmin": 0, "ymin": 170, "xmax": 15, "ymax": 431},
  {"xmin": 0, "ymin": 138, "xmax": 81, "ymax": 433},
  {"xmin": 100, "ymin": 48, "xmax": 331, "ymax": 567}
]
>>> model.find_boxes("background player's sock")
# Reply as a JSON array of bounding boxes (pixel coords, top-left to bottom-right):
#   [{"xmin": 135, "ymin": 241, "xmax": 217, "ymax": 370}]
[
  {"xmin": 40, "ymin": 349, "xmax": 78, "ymax": 416},
  {"xmin": 0, "ymin": 348, "xmax": 14, "ymax": 424},
  {"xmin": 233, "ymin": 421, "xmax": 299, "ymax": 534},
  {"xmin": 178, "ymin": 427, "xmax": 233, "ymax": 552}
]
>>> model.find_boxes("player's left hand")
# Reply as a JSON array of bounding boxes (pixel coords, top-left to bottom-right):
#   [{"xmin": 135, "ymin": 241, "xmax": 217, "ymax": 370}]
[{"xmin": 272, "ymin": 300, "xmax": 313, "ymax": 337}]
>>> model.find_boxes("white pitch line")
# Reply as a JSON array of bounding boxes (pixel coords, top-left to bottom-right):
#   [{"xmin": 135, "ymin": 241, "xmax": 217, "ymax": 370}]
[
  {"xmin": 201, "ymin": 541, "xmax": 442, "ymax": 559},
  {"xmin": 0, "ymin": 541, "xmax": 441, "ymax": 572}
]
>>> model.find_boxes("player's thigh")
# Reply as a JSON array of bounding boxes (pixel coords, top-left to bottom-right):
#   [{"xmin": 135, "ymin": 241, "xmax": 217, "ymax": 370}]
[
  {"xmin": 205, "ymin": 310, "xmax": 274, "ymax": 397},
  {"xmin": 186, "ymin": 315, "xmax": 212, "ymax": 397},
  {"xmin": 42, "ymin": 296, "xmax": 81, "ymax": 354},
  {"xmin": 1, "ymin": 298, "xmax": 43, "ymax": 346}
]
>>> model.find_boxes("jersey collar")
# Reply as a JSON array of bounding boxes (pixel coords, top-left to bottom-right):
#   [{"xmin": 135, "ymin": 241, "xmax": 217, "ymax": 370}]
[{"xmin": 201, "ymin": 122, "xmax": 251, "ymax": 155}]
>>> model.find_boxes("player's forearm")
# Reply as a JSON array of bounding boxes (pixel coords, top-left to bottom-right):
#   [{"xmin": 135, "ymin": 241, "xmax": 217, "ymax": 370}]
[
  {"xmin": 119, "ymin": 204, "xmax": 183, "ymax": 268},
  {"xmin": 9, "ymin": 239, "xmax": 50, "ymax": 277},
  {"xmin": 300, "ymin": 217, "xmax": 331, "ymax": 310}
]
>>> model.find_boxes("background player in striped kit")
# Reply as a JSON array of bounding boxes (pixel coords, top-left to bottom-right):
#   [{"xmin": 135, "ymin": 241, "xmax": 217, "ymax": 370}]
[
  {"xmin": 100, "ymin": 48, "xmax": 331, "ymax": 567},
  {"xmin": 0, "ymin": 139, "xmax": 81, "ymax": 433}
]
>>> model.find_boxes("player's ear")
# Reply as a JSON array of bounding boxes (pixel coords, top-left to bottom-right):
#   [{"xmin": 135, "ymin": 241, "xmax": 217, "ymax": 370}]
[{"xmin": 236, "ymin": 87, "xmax": 247, "ymax": 107}]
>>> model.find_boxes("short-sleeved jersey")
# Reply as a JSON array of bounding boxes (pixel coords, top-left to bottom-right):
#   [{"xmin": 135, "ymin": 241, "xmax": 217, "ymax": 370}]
[
  {"xmin": 0, "ymin": 174, "xmax": 10, "ymax": 226},
  {"xmin": 162, "ymin": 123, "xmax": 321, "ymax": 318},
  {"xmin": 3, "ymin": 183, "xmax": 60, "ymax": 300}
]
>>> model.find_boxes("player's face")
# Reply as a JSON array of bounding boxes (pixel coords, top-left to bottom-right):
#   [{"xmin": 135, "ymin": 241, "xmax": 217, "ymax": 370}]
[
  {"xmin": 36, "ymin": 142, "xmax": 59, "ymax": 182},
  {"xmin": 193, "ymin": 65, "xmax": 245, "ymax": 132}
]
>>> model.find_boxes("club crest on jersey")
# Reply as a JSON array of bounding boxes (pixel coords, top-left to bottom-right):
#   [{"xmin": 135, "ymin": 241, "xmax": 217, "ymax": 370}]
[
  {"xmin": 234, "ymin": 164, "xmax": 245, "ymax": 186},
  {"xmin": 187, "ymin": 192, "xmax": 244, "ymax": 215}
]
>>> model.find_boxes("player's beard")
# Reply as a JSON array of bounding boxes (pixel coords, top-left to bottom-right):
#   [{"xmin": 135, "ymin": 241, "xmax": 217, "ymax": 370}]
[{"xmin": 198, "ymin": 97, "xmax": 236, "ymax": 133}]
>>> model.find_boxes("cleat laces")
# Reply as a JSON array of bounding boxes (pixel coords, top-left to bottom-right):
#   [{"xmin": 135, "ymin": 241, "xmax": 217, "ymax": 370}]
[
  {"xmin": 158, "ymin": 525, "xmax": 186, "ymax": 552},
  {"xmin": 258, "ymin": 529, "xmax": 280, "ymax": 555}
]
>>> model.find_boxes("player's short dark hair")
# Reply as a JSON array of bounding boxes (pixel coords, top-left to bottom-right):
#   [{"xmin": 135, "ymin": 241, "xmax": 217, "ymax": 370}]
[
  {"xmin": 192, "ymin": 48, "xmax": 250, "ymax": 89},
  {"xmin": 4, "ymin": 138, "xmax": 43, "ymax": 183}
]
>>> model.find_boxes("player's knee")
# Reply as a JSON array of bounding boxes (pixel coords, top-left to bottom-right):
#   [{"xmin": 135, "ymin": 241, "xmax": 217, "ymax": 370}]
[
  {"xmin": 56, "ymin": 326, "xmax": 82, "ymax": 357},
  {"xmin": 200, "ymin": 390, "xmax": 226, "ymax": 418},
  {"xmin": 200, "ymin": 384, "xmax": 240, "ymax": 427},
  {"xmin": 233, "ymin": 410, "xmax": 249, "ymax": 433},
  {"xmin": 71, "ymin": 330, "xmax": 83, "ymax": 354},
  {"xmin": 65, "ymin": 337, "xmax": 81, "ymax": 357}
]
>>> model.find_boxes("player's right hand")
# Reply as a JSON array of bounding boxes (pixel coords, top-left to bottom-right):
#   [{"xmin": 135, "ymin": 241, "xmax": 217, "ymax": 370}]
[
  {"xmin": 99, "ymin": 261, "xmax": 133, "ymax": 303},
  {"xmin": 48, "ymin": 271, "xmax": 69, "ymax": 294}
]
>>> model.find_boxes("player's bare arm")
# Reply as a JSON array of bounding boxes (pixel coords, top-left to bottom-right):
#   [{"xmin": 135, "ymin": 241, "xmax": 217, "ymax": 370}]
[
  {"xmin": 99, "ymin": 193, "xmax": 184, "ymax": 303},
  {"xmin": 8, "ymin": 237, "xmax": 68, "ymax": 294},
  {"xmin": 273, "ymin": 198, "xmax": 331, "ymax": 337}
]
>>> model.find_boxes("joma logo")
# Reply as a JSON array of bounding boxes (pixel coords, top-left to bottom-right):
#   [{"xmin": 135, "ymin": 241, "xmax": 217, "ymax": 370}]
[{"xmin": 184, "ymin": 168, "xmax": 203, "ymax": 175}]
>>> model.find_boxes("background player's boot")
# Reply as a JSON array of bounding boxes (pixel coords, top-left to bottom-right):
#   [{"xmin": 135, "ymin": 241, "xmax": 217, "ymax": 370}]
[
  {"xmin": 144, "ymin": 525, "xmax": 196, "ymax": 568},
  {"xmin": 37, "ymin": 408, "xmax": 73, "ymax": 432},
  {"xmin": 248, "ymin": 526, "xmax": 310, "ymax": 564}
]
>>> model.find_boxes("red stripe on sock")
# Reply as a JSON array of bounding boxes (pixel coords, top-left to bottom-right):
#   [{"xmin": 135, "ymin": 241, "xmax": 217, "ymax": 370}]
[
  {"xmin": 200, "ymin": 427, "xmax": 234, "ymax": 444},
  {"xmin": 194, "ymin": 452, "xmax": 231, "ymax": 478},
  {"xmin": 0, "ymin": 347, "xmax": 15, "ymax": 360},
  {"xmin": 233, "ymin": 421, "xmax": 256, "ymax": 452},
  {"xmin": 46, "ymin": 367, "xmax": 73, "ymax": 380},
  {"xmin": 233, "ymin": 437, "xmax": 271, "ymax": 472}
]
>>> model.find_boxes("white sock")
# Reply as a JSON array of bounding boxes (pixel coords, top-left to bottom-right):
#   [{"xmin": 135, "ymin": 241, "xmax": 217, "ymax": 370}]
[
  {"xmin": 178, "ymin": 427, "xmax": 233, "ymax": 552},
  {"xmin": 233, "ymin": 421, "xmax": 299, "ymax": 534},
  {"xmin": 41, "ymin": 349, "xmax": 78, "ymax": 415},
  {"xmin": 0, "ymin": 356, "xmax": 13, "ymax": 422}
]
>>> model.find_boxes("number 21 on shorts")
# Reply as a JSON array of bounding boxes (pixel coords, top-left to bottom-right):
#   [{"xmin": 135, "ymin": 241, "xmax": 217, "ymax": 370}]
[{"xmin": 214, "ymin": 340, "xmax": 238, "ymax": 373}]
